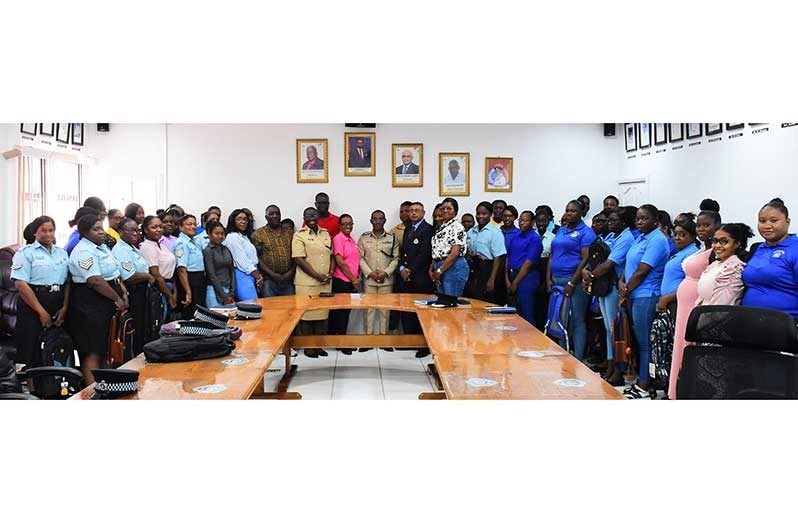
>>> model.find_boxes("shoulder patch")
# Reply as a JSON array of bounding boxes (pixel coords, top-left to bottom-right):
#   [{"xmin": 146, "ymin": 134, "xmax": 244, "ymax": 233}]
[
  {"xmin": 121, "ymin": 261, "xmax": 133, "ymax": 271},
  {"xmin": 78, "ymin": 257, "xmax": 94, "ymax": 270},
  {"xmin": 11, "ymin": 263, "xmax": 23, "ymax": 270},
  {"xmin": 175, "ymin": 248, "xmax": 185, "ymax": 258}
]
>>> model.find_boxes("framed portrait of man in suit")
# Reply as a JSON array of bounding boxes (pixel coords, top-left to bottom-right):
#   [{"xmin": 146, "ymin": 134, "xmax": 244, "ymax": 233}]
[
  {"xmin": 439, "ymin": 152, "xmax": 470, "ymax": 197},
  {"xmin": 296, "ymin": 138, "xmax": 329, "ymax": 183},
  {"xmin": 391, "ymin": 143, "xmax": 423, "ymax": 187},
  {"xmin": 484, "ymin": 157, "xmax": 512, "ymax": 192},
  {"xmin": 345, "ymin": 132, "xmax": 376, "ymax": 176}
]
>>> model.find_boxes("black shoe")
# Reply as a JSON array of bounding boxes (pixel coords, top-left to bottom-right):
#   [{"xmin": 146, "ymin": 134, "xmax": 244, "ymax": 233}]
[
  {"xmin": 359, "ymin": 348, "xmax": 373, "ymax": 352},
  {"xmin": 341, "ymin": 349, "xmax": 353, "ymax": 355},
  {"xmin": 382, "ymin": 347, "xmax": 394, "ymax": 352},
  {"xmin": 318, "ymin": 349, "xmax": 329, "ymax": 357},
  {"xmin": 415, "ymin": 349, "xmax": 430, "ymax": 358},
  {"xmin": 305, "ymin": 349, "xmax": 319, "ymax": 358}
]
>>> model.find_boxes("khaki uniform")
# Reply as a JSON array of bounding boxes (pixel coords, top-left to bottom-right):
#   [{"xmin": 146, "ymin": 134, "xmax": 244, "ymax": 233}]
[
  {"xmin": 292, "ymin": 226, "xmax": 333, "ymax": 321},
  {"xmin": 390, "ymin": 223, "xmax": 406, "ymax": 251},
  {"xmin": 358, "ymin": 230, "xmax": 400, "ymax": 334}
]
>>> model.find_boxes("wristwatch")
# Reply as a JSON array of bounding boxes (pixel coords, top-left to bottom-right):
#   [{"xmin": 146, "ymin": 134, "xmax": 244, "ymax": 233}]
[{"xmin": 435, "ymin": 267, "xmax": 443, "ymax": 274}]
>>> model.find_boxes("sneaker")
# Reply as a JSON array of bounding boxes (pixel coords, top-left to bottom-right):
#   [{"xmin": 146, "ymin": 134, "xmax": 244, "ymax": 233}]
[{"xmin": 624, "ymin": 383, "xmax": 654, "ymax": 400}]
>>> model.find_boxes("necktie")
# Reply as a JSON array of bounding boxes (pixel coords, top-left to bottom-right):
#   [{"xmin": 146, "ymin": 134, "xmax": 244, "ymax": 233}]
[
  {"xmin": 359, "ymin": 148, "xmax": 364, "ymax": 160},
  {"xmin": 403, "ymin": 164, "xmax": 408, "ymax": 175}
]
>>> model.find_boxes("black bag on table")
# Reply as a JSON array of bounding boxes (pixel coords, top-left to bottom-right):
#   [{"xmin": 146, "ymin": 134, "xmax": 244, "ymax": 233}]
[{"xmin": 143, "ymin": 332, "xmax": 234, "ymax": 363}]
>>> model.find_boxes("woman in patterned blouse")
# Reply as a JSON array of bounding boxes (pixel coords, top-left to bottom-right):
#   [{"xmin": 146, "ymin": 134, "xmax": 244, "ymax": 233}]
[{"xmin": 429, "ymin": 198, "xmax": 469, "ymax": 297}]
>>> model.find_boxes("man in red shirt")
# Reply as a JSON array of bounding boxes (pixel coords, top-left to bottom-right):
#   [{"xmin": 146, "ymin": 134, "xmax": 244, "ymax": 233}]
[{"xmin": 314, "ymin": 192, "xmax": 340, "ymax": 238}]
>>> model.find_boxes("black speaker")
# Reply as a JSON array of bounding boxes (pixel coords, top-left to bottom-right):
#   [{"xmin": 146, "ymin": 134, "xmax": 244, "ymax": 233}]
[
  {"xmin": 345, "ymin": 123, "xmax": 376, "ymax": 128},
  {"xmin": 97, "ymin": 123, "xmax": 110, "ymax": 133},
  {"xmin": 604, "ymin": 123, "xmax": 616, "ymax": 137}
]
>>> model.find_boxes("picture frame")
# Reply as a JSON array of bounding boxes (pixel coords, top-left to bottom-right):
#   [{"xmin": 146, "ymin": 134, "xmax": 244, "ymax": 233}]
[
  {"xmin": 39, "ymin": 123, "xmax": 55, "ymax": 137},
  {"xmin": 344, "ymin": 132, "xmax": 376, "ymax": 176},
  {"xmin": 55, "ymin": 123, "xmax": 70, "ymax": 144},
  {"xmin": 624, "ymin": 123, "xmax": 637, "ymax": 152},
  {"xmin": 20, "ymin": 123, "xmax": 37, "ymax": 136},
  {"xmin": 726, "ymin": 123, "xmax": 744, "ymax": 130},
  {"xmin": 391, "ymin": 143, "xmax": 423, "ymax": 187},
  {"xmin": 296, "ymin": 138, "xmax": 329, "ymax": 183},
  {"xmin": 687, "ymin": 123, "xmax": 703, "ymax": 139},
  {"xmin": 638, "ymin": 123, "xmax": 652, "ymax": 149},
  {"xmin": 669, "ymin": 123, "xmax": 684, "ymax": 142},
  {"xmin": 705, "ymin": 123, "xmax": 722, "ymax": 136},
  {"xmin": 439, "ymin": 152, "xmax": 470, "ymax": 196},
  {"xmin": 71, "ymin": 123, "xmax": 85, "ymax": 146},
  {"xmin": 653, "ymin": 123, "xmax": 667, "ymax": 145},
  {"xmin": 484, "ymin": 157, "xmax": 513, "ymax": 192}
]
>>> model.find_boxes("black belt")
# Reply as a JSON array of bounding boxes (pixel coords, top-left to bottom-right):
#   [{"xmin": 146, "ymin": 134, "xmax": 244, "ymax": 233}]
[{"xmin": 30, "ymin": 284, "xmax": 64, "ymax": 293}]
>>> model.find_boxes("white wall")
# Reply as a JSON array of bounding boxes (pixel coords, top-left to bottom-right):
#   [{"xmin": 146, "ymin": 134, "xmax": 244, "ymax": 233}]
[
  {"xmin": 618, "ymin": 124, "xmax": 798, "ymax": 231},
  {"xmin": 1, "ymin": 123, "xmax": 15, "ymax": 246}
]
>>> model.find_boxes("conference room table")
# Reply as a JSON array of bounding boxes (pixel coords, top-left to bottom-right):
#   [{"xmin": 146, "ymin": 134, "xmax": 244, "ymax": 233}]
[{"xmin": 71, "ymin": 293, "xmax": 624, "ymax": 400}]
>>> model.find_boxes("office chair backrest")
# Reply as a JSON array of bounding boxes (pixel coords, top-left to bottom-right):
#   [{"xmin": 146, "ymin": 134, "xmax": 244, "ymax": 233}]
[{"xmin": 685, "ymin": 305, "xmax": 798, "ymax": 353}]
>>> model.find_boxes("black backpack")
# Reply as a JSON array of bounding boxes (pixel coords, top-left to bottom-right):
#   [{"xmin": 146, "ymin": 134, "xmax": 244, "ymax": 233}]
[
  {"xmin": 40, "ymin": 327, "xmax": 74, "ymax": 367},
  {"xmin": 143, "ymin": 333, "xmax": 234, "ymax": 363},
  {"xmin": 586, "ymin": 240, "xmax": 615, "ymax": 297}
]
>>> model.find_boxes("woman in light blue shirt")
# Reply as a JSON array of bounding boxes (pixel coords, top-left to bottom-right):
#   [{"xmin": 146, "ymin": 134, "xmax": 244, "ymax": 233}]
[
  {"xmin": 223, "ymin": 209, "xmax": 263, "ymax": 300},
  {"xmin": 173, "ymin": 214, "xmax": 207, "ymax": 317},
  {"xmin": 465, "ymin": 201, "xmax": 507, "ymax": 304},
  {"xmin": 657, "ymin": 219, "xmax": 700, "ymax": 315}
]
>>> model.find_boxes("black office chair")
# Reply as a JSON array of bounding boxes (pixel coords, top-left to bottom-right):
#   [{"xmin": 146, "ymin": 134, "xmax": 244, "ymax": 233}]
[
  {"xmin": 676, "ymin": 306, "xmax": 798, "ymax": 399},
  {"xmin": 0, "ymin": 346, "xmax": 83, "ymax": 401}
]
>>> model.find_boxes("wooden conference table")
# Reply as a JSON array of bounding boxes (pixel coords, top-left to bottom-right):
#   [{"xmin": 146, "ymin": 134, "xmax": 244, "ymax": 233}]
[{"xmin": 71, "ymin": 293, "xmax": 623, "ymax": 400}]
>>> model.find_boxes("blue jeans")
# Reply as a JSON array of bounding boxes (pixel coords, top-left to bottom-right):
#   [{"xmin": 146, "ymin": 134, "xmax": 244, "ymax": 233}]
[
  {"xmin": 598, "ymin": 286, "xmax": 619, "ymax": 360},
  {"xmin": 264, "ymin": 277, "xmax": 295, "ymax": 297},
  {"xmin": 161, "ymin": 281, "xmax": 174, "ymax": 323},
  {"xmin": 234, "ymin": 269, "xmax": 258, "ymax": 301},
  {"xmin": 630, "ymin": 294, "xmax": 658, "ymax": 386},
  {"xmin": 552, "ymin": 274, "xmax": 590, "ymax": 360},
  {"xmin": 509, "ymin": 269, "xmax": 539, "ymax": 325},
  {"xmin": 206, "ymin": 285, "xmax": 232, "ymax": 308},
  {"xmin": 434, "ymin": 257, "xmax": 469, "ymax": 297}
]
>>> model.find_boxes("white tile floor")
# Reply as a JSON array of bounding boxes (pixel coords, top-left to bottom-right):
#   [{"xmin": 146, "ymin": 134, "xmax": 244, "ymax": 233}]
[{"xmin": 265, "ymin": 348, "xmax": 437, "ymax": 400}]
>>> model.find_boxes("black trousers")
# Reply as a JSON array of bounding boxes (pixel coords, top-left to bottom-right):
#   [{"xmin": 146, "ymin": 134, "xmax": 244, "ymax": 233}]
[
  {"xmin": 398, "ymin": 275, "xmax": 434, "ymax": 335},
  {"xmin": 15, "ymin": 289, "xmax": 65, "ymax": 367},
  {"xmin": 176, "ymin": 270, "xmax": 207, "ymax": 320},
  {"xmin": 328, "ymin": 278, "xmax": 355, "ymax": 335},
  {"xmin": 126, "ymin": 281, "xmax": 149, "ymax": 357},
  {"xmin": 465, "ymin": 257, "xmax": 502, "ymax": 305},
  {"xmin": 534, "ymin": 257, "xmax": 550, "ymax": 330}
]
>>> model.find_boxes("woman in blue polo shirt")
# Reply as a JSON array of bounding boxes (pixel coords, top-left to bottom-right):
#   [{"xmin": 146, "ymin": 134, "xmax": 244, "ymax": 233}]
[
  {"xmin": 465, "ymin": 201, "xmax": 507, "ymax": 304},
  {"xmin": 68, "ymin": 214, "xmax": 129, "ymax": 384},
  {"xmin": 619, "ymin": 204, "xmax": 670, "ymax": 399},
  {"xmin": 173, "ymin": 214, "xmax": 207, "ymax": 318},
  {"xmin": 656, "ymin": 218, "xmax": 700, "ymax": 315},
  {"xmin": 506, "ymin": 210, "xmax": 543, "ymax": 325},
  {"xmin": 547, "ymin": 199, "xmax": 596, "ymax": 359},
  {"xmin": 581, "ymin": 206, "xmax": 635, "ymax": 383},
  {"xmin": 742, "ymin": 198, "xmax": 798, "ymax": 319},
  {"xmin": 10, "ymin": 216, "xmax": 70, "ymax": 368}
]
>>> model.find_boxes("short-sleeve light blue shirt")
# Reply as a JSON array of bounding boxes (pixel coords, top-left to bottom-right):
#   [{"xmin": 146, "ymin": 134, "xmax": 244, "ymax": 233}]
[
  {"xmin": 68, "ymin": 237, "xmax": 121, "ymax": 283},
  {"xmin": 10, "ymin": 241, "xmax": 69, "ymax": 285},
  {"xmin": 466, "ymin": 223, "xmax": 507, "ymax": 260},
  {"xmin": 112, "ymin": 240, "xmax": 150, "ymax": 281},
  {"xmin": 173, "ymin": 232, "xmax": 205, "ymax": 272}
]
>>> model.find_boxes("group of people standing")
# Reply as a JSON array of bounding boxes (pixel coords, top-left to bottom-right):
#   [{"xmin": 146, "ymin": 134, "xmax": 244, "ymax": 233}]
[{"xmin": 10, "ymin": 191, "xmax": 798, "ymax": 397}]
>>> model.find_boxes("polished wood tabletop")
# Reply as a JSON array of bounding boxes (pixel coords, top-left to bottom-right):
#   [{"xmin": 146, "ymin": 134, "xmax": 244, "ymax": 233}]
[{"xmin": 70, "ymin": 293, "xmax": 623, "ymax": 400}]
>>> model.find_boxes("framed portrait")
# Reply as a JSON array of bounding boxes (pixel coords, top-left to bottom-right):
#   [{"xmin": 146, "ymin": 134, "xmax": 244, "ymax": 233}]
[
  {"xmin": 39, "ymin": 123, "xmax": 55, "ymax": 137},
  {"xmin": 296, "ymin": 138, "xmax": 329, "ymax": 183},
  {"xmin": 624, "ymin": 123, "xmax": 637, "ymax": 152},
  {"xmin": 705, "ymin": 123, "xmax": 722, "ymax": 136},
  {"xmin": 654, "ymin": 123, "xmax": 667, "ymax": 145},
  {"xmin": 726, "ymin": 123, "xmax": 744, "ymax": 130},
  {"xmin": 391, "ymin": 143, "xmax": 423, "ymax": 187},
  {"xmin": 687, "ymin": 123, "xmax": 703, "ymax": 139},
  {"xmin": 638, "ymin": 123, "xmax": 652, "ymax": 149},
  {"xmin": 344, "ymin": 132, "xmax": 375, "ymax": 176},
  {"xmin": 71, "ymin": 123, "xmax": 85, "ymax": 146},
  {"xmin": 20, "ymin": 123, "xmax": 37, "ymax": 136},
  {"xmin": 669, "ymin": 123, "xmax": 684, "ymax": 142},
  {"xmin": 55, "ymin": 123, "xmax": 70, "ymax": 144},
  {"xmin": 439, "ymin": 152, "xmax": 470, "ymax": 197},
  {"xmin": 484, "ymin": 157, "xmax": 513, "ymax": 192}
]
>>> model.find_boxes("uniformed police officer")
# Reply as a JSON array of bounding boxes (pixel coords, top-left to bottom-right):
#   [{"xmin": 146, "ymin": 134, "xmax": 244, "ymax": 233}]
[
  {"xmin": 358, "ymin": 210, "xmax": 400, "ymax": 339},
  {"xmin": 173, "ymin": 214, "xmax": 207, "ymax": 318},
  {"xmin": 67, "ymin": 214, "xmax": 128, "ymax": 385},
  {"xmin": 10, "ymin": 216, "xmax": 70, "ymax": 368},
  {"xmin": 112, "ymin": 217, "xmax": 155, "ymax": 357}
]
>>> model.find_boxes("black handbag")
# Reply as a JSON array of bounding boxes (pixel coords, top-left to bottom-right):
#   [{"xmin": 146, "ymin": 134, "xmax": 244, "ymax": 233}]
[
  {"xmin": 143, "ymin": 333, "xmax": 234, "ymax": 363},
  {"xmin": 586, "ymin": 241, "xmax": 615, "ymax": 297}
]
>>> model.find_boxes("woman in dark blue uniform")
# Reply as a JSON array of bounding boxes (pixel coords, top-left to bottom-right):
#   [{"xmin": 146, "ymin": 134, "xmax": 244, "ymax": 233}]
[
  {"xmin": 172, "ymin": 214, "xmax": 207, "ymax": 318},
  {"xmin": 742, "ymin": 198, "xmax": 798, "ymax": 319},
  {"xmin": 10, "ymin": 216, "xmax": 70, "ymax": 368},
  {"xmin": 112, "ymin": 217, "xmax": 155, "ymax": 357},
  {"xmin": 67, "ymin": 214, "xmax": 129, "ymax": 384}
]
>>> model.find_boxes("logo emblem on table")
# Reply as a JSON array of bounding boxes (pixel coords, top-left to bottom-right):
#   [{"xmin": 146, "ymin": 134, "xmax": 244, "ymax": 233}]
[
  {"xmin": 517, "ymin": 350, "xmax": 545, "ymax": 358},
  {"xmin": 222, "ymin": 358, "xmax": 248, "ymax": 366},
  {"xmin": 193, "ymin": 384, "xmax": 227, "ymax": 394},
  {"xmin": 466, "ymin": 377, "xmax": 498, "ymax": 388},
  {"xmin": 495, "ymin": 326, "xmax": 518, "ymax": 331},
  {"xmin": 553, "ymin": 379, "xmax": 586, "ymax": 388}
]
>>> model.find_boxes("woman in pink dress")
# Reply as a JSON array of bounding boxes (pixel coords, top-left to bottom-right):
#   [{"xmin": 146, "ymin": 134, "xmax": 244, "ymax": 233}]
[{"xmin": 668, "ymin": 210, "xmax": 720, "ymax": 398}]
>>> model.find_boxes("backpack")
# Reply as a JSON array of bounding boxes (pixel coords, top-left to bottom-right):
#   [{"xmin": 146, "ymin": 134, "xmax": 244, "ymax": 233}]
[
  {"xmin": 649, "ymin": 309, "xmax": 675, "ymax": 390},
  {"xmin": 586, "ymin": 240, "xmax": 615, "ymax": 297},
  {"xmin": 39, "ymin": 326, "xmax": 74, "ymax": 367},
  {"xmin": 145, "ymin": 285, "xmax": 164, "ymax": 342},
  {"xmin": 544, "ymin": 285, "xmax": 571, "ymax": 348},
  {"xmin": 108, "ymin": 312, "xmax": 136, "ymax": 368},
  {"xmin": 143, "ymin": 333, "xmax": 234, "ymax": 363},
  {"xmin": 612, "ymin": 307, "xmax": 635, "ymax": 380}
]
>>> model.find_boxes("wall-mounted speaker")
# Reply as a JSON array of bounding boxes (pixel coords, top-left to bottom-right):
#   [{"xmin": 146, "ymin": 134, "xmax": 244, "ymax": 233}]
[
  {"xmin": 604, "ymin": 123, "xmax": 616, "ymax": 137},
  {"xmin": 345, "ymin": 123, "xmax": 376, "ymax": 128},
  {"xmin": 97, "ymin": 123, "xmax": 110, "ymax": 133}
]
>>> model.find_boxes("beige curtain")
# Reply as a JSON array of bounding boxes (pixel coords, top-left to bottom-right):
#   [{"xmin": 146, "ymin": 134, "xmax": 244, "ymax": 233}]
[{"xmin": 16, "ymin": 156, "xmax": 44, "ymax": 243}]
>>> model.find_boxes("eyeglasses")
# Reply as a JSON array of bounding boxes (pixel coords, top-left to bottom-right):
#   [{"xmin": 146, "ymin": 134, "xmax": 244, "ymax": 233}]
[{"xmin": 710, "ymin": 237, "xmax": 731, "ymax": 246}]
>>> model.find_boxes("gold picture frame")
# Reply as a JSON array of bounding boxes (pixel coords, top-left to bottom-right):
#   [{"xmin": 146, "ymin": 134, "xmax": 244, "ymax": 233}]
[
  {"xmin": 344, "ymin": 132, "xmax": 376, "ymax": 176},
  {"xmin": 391, "ymin": 143, "xmax": 423, "ymax": 187},
  {"xmin": 439, "ymin": 152, "xmax": 470, "ymax": 196},
  {"xmin": 296, "ymin": 138, "xmax": 329, "ymax": 183},
  {"xmin": 484, "ymin": 157, "xmax": 513, "ymax": 192}
]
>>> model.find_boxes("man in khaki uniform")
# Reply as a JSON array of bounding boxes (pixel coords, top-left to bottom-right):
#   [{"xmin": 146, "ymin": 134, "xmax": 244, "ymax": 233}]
[
  {"xmin": 388, "ymin": 201, "xmax": 413, "ymax": 331},
  {"xmin": 358, "ymin": 210, "xmax": 400, "ymax": 337},
  {"xmin": 292, "ymin": 207, "xmax": 335, "ymax": 358}
]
